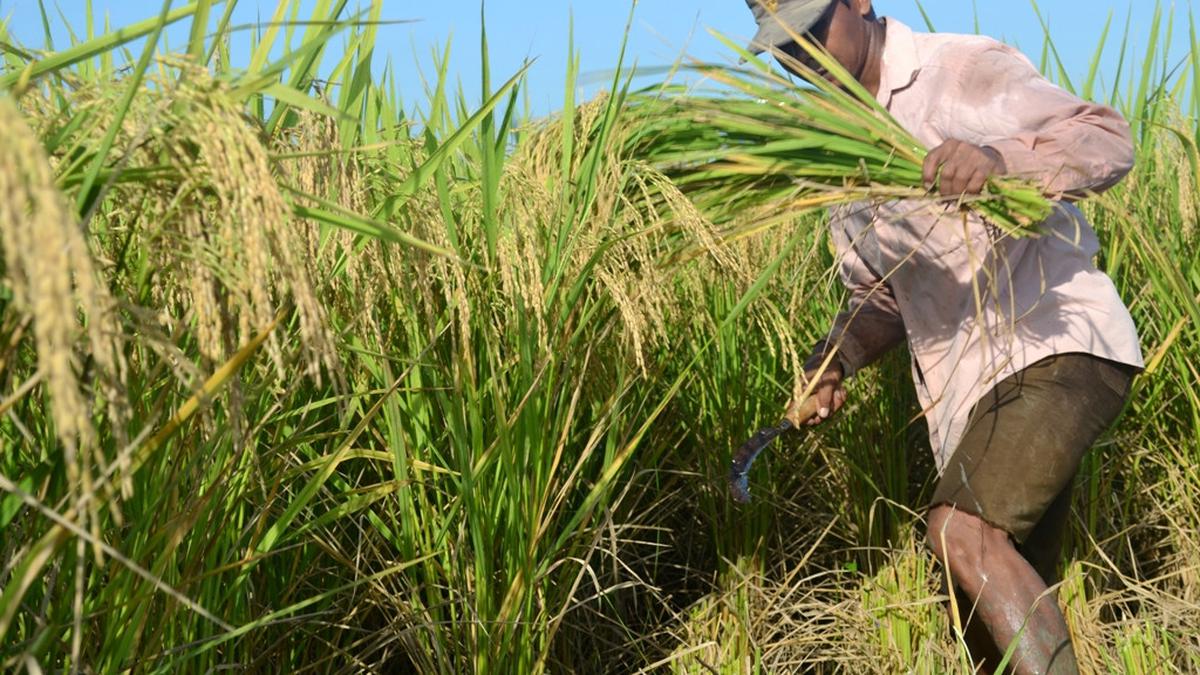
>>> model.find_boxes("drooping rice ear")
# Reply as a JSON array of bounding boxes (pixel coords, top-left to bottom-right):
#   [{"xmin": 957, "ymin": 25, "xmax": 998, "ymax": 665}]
[{"xmin": 0, "ymin": 93, "xmax": 126, "ymax": 540}]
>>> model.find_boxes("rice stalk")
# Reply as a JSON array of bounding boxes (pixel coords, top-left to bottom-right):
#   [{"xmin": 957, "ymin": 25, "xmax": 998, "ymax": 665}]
[{"xmin": 0, "ymin": 1, "xmax": 1196, "ymax": 672}]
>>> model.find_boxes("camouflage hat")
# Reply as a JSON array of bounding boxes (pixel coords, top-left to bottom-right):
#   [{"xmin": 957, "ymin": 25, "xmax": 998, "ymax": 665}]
[{"xmin": 744, "ymin": 0, "xmax": 837, "ymax": 53}]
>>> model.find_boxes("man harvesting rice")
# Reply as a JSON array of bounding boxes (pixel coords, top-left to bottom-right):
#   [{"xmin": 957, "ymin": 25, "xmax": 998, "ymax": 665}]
[{"xmin": 742, "ymin": 1, "xmax": 1143, "ymax": 672}]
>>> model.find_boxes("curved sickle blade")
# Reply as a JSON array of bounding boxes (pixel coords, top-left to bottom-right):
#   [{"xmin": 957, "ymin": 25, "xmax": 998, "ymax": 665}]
[{"xmin": 728, "ymin": 420, "xmax": 793, "ymax": 504}]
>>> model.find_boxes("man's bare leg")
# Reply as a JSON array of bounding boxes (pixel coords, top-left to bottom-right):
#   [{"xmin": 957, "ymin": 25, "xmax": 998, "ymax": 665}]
[
  {"xmin": 956, "ymin": 585, "xmax": 1002, "ymax": 674},
  {"xmin": 928, "ymin": 505, "xmax": 1079, "ymax": 675}
]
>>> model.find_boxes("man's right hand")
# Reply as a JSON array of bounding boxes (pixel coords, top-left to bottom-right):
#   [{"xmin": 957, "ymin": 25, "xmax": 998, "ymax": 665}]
[{"xmin": 785, "ymin": 360, "xmax": 847, "ymax": 427}]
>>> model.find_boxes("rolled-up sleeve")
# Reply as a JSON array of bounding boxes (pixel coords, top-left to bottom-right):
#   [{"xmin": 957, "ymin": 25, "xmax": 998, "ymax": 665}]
[
  {"xmin": 949, "ymin": 45, "xmax": 1134, "ymax": 198},
  {"xmin": 812, "ymin": 220, "xmax": 907, "ymax": 377}
]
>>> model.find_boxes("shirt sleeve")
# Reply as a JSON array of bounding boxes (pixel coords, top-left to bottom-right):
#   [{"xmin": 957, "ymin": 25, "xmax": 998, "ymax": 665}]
[
  {"xmin": 811, "ymin": 218, "xmax": 907, "ymax": 378},
  {"xmin": 946, "ymin": 44, "xmax": 1135, "ymax": 198}
]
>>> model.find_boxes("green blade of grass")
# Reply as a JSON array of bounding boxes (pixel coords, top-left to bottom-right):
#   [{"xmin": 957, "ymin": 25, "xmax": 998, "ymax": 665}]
[
  {"xmin": 246, "ymin": 0, "xmax": 292, "ymax": 74},
  {"xmin": 1029, "ymin": 0, "xmax": 1076, "ymax": 93},
  {"xmin": 0, "ymin": 311, "xmax": 282, "ymax": 643},
  {"xmin": 0, "ymin": 2, "xmax": 210, "ymax": 91},
  {"xmin": 187, "ymin": 0, "xmax": 214, "ymax": 61},
  {"xmin": 264, "ymin": 0, "xmax": 351, "ymax": 133},
  {"xmin": 74, "ymin": 0, "xmax": 173, "ymax": 218},
  {"xmin": 375, "ymin": 63, "xmax": 530, "ymax": 218},
  {"xmin": 1082, "ymin": 10, "xmax": 1113, "ymax": 101},
  {"xmin": 290, "ymin": 195, "xmax": 461, "ymax": 260}
]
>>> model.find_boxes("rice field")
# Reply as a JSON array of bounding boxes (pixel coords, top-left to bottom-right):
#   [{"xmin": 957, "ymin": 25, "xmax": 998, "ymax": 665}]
[{"xmin": 0, "ymin": 1, "xmax": 1197, "ymax": 672}]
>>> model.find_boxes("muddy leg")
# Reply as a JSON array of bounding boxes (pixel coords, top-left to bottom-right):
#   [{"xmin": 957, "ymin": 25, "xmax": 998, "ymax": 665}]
[{"xmin": 928, "ymin": 505, "xmax": 1079, "ymax": 675}]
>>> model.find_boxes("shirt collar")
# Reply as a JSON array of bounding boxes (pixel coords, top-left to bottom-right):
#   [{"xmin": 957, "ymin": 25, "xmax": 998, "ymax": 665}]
[{"xmin": 876, "ymin": 18, "xmax": 921, "ymax": 109}]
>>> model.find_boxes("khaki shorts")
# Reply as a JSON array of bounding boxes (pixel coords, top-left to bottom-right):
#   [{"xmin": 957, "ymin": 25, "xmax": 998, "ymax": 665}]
[{"xmin": 930, "ymin": 353, "xmax": 1136, "ymax": 575}]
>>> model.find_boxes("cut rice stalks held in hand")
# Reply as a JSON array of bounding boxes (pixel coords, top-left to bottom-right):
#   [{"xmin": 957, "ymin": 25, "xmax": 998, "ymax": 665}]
[{"xmin": 625, "ymin": 32, "xmax": 1053, "ymax": 247}]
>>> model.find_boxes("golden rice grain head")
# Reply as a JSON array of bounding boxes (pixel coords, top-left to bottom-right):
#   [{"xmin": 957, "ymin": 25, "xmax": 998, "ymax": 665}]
[
  {"xmin": 496, "ymin": 162, "xmax": 557, "ymax": 348},
  {"xmin": 630, "ymin": 161, "xmax": 743, "ymax": 275},
  {"xmin": 512, "ymin": 95, "xmax": 609, "ymax": 188},
  {"xmin": 1173, "ymin": 153, "xmax": 1197, "ymax": 239},
  {"xmin": 160, "ymin": 75, "xmax": 340, "ymax": 384},
  {"xmin": 398, "ymin": 91, "xmax": 737, "ymax": 371},
  {"xmin": 278, "ymin": 108, "xmax": 390, "ymax": 340},
  {"xmin": 0, "ymin": 94, "xmax": 124, "ymax": 520},
  {"xmin": 505, "ymin": 110, "xmax": 701, "ymax": 369},
  {"xmin": 279, "ymin": 109, "xmax": 340, "ymax": 264}
]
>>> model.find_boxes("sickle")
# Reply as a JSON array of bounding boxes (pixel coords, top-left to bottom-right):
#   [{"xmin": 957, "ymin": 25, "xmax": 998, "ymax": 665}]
[{"xmin": 728, "ymin": 397, "xmax": 820, "ymax": 504}]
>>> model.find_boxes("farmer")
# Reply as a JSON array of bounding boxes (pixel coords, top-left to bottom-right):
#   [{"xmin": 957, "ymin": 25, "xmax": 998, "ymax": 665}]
[{"xmin": 743, "ymin": 1, "xmax": 1144, "ymax": 672}]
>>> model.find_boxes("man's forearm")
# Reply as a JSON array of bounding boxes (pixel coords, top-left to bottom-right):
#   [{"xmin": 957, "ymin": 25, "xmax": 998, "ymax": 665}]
[
  {"xmin": 961, "ymin": 46, "xmax": 1135, "ymax": 199},
  {"xmin": 809, "ymin": 305, "xmax": 907, "ymax": 378}
]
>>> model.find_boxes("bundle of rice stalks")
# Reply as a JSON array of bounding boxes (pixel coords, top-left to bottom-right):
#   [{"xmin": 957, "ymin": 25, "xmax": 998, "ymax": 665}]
[{"xmin": 625, "ymin": 34, "xmax": 1053, "ymax": 241}]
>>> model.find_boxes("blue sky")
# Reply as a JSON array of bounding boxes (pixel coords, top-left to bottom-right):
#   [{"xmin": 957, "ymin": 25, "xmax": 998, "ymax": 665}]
[{"xmin": 1, "ymin": 1, "xmax": 1193, "ymax": 114}]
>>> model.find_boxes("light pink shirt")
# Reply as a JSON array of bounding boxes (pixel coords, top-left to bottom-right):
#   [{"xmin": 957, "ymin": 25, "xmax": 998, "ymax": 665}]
[{"xmin": 824, "ymin": 19, "xmax": 1144, "ymax": 470}]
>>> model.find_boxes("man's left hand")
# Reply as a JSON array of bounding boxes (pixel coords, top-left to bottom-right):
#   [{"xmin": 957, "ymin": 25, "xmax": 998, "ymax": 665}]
[{"xmin": 923, "ymin": 140, "xmax": 1007, "ymax": 197}]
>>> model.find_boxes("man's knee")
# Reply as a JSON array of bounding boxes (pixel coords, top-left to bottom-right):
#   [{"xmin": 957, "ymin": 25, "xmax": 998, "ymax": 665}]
[
  {"xmin": 926, "ymin": 505, "xmax": 956, "ymax": 561},
  {"xmin": 926, "ymin": 505, "xmax": 1006, "ymax": 568}
]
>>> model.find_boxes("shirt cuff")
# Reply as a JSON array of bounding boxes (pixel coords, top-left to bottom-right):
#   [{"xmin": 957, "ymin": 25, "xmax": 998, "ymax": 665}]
[{"xmin": 809, "ymin": 334, "xmax": 867, "ymax": 380}]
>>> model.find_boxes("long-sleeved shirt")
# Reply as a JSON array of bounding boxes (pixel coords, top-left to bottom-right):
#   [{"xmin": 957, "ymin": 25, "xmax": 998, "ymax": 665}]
[{"xmin": 820, "ymin": 19, "xmax": 1144, "ymax": 471}]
